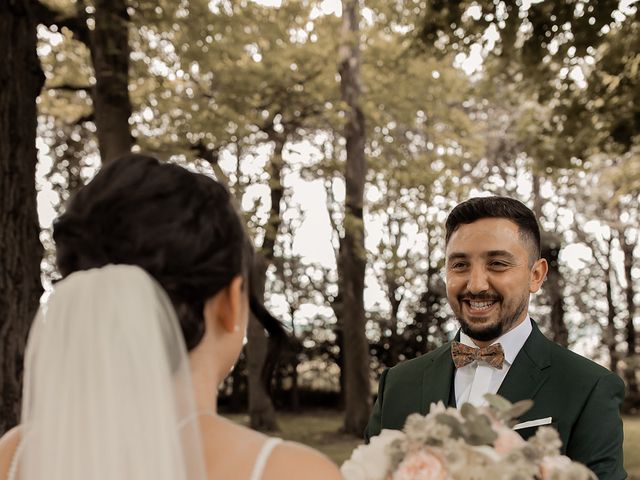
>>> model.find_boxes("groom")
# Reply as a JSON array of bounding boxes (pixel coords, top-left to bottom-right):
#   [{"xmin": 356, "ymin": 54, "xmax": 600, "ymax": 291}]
[{"xmin": 365, "ymin": 196, "xmax": 626, "ymax": 480}]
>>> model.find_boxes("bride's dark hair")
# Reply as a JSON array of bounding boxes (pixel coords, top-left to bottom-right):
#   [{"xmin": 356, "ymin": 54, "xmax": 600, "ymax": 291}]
[{"xmin": 53, "ymin": 153, "xmax": 285, "ymax": 355}]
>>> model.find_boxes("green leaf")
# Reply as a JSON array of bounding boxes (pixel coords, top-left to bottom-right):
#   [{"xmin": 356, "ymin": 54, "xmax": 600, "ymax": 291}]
[
  {"xmin": 503, "ymin": 400, "xmax": 535, "ymax": 421},
  {"xmin": 435, "ymin": 413, "xmax": 466, "ymax": 440},
  {"xmin": 484, "ymin": 394, "xmax": 513, "ymax": 412}
]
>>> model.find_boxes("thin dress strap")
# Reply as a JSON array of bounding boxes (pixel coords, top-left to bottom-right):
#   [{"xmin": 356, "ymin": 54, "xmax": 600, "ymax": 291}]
[{"xmin": 249, "ymin": 437, "xmax": 282, "ymax": 480}]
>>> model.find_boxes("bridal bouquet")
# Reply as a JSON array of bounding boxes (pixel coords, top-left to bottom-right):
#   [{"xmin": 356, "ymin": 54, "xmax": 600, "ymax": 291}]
[{"xmin": 341, "ymin": 395, "xmax": 595, "ymax": 480}]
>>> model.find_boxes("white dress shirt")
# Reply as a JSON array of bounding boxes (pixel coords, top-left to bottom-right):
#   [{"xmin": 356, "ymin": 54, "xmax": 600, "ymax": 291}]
[{"xmin": 454, "ymin": 316, "xmax": 532, "ymax": 407}]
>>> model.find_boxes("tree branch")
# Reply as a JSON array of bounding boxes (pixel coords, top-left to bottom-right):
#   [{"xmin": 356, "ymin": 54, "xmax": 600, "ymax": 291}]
[
  {"xmin": 33, "ymin": 0, "xmax": 91, "ymax": 46},
  {"xmin": 75, "ymin": 112, "xmax": 95, "ymax": 125},
  {"xmin": 47, "ymin": 83, "xmax": 92, "ymax": 92}
]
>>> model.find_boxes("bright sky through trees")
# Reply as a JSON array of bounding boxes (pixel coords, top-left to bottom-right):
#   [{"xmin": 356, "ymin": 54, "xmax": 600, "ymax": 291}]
[
  {"xmin": 34, "ymin": 0, "xmax": 610, "ymax": 300},
  {"xmin": 32, "ymin": 0, "xmax": 638, "ymax": 364}
]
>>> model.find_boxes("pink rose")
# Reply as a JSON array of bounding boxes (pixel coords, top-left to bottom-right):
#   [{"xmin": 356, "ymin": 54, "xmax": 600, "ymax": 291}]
[
  {"xmin": 493, "ymin": 425, "xmax": 525, "ymax": 455},
  {"xmin": 539, "ymin": 455, "xmax": 573, "ymax": 479},
  {"xmin": 392, "ymin": 449, "xmax": 447, "ymax": 480}
]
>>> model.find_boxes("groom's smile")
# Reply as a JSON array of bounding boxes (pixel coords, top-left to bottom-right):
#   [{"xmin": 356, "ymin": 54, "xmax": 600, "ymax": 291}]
[{"xmin": 460, "ymin": 292, "xmax": 501, "ymax": 313}]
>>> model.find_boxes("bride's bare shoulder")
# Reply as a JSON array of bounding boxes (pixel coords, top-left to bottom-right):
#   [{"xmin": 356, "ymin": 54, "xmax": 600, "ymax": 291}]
[
  {"xmin": 0, "ymin": 426, "xmax": 21, "ymax": 480},
  {"xmin": 263, "ymin": 440, "xmax": 342, "ymax": 480}
]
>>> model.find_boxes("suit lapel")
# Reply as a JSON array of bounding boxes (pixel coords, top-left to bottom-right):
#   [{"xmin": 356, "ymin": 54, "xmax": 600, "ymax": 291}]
[
  {"xmin": 421, "ymin": 343, "xmax": 456, "ymax": 413},
  {"xmin": 497, "ymin": 321, "xmax": 551, "ymax": 405}
]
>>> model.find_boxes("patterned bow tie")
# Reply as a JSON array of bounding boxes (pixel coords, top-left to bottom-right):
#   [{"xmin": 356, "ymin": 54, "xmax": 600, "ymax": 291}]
[{"xmin": 451, "ymin": 341, "xmax": 505, "ymax": 369}]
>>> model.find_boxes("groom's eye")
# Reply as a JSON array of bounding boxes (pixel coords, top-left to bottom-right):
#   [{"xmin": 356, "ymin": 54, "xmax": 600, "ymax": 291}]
[
  {"xmin": 489, "ymin": 261, "xmax": 509, "ymax": 270},
  {"xmin": 449, "ymin": 262, "xmax": 468, "ymax": 271}
]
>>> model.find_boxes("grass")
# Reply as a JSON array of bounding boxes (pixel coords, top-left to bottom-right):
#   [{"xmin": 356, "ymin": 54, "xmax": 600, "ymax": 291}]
[
  {"xmin": 624, "ymin": 415, "xmax": 640, "ymax": 480},
  {"xmin": 226, "ymin": 411, "xmax": 640, "ymax": 475},
  {"xmin": 224, "ymin": 410, "xmax": 361, "ymax": 465}
]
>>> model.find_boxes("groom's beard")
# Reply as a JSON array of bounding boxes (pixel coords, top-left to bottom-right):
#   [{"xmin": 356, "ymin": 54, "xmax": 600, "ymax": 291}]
[{"xmin": 456, "ymin": 292, "xmax": 528, "ymax": 343}]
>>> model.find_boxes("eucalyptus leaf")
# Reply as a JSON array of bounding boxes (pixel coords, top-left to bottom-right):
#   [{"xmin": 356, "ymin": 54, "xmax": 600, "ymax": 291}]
[
  {"xmin": 435, "ymin": 413, "xmax": 466, "ymax": 440},
  {"xmin": 460, "ymin": 402, "xmax": 480, "ymax": 419},
  {"xmin": 502, "ymin": 400, "xmax": 535, "ymax": 421},
  {"xmin": 484, "ymin": 394, "xmax": 513, "ymax": 412},
  {"xmin": 465, "ymin": 415, "xmax": 498, "ymax": 446}
]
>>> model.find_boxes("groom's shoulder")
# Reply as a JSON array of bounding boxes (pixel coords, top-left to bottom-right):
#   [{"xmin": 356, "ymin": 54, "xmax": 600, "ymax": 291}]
[
  {"xmin": 387, "ymin": 342, "xmax": 451, "ymax": 377},
  {"xmin": 537, "ymin": 331, "xmax": 622, "ymax": 385}
]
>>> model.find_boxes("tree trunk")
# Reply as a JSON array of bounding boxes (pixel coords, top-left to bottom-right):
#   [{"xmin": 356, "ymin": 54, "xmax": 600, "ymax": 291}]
[
  {"xmin": 622, "ymin": 238, "xmax": 637, "ymax": 355},
  {"xmin": 605, "ymin": 264, "xmax": 619, "ymax": 372},
  {"xmin": 290, "ymin": 357, "xmax": 300, "ymax": 411},
  {"xmin": 604, "ymin": 235, "xmax": 619, "ymax": 373},
  {"xmin": 260, "ymin": 136, "xmax": 285, "ymax": 260},
  {"xmin": 287, "ymin": 301, "xmax": 300, "ymax": 412},
  {"xmin": 621, "ymin": 232, "xmax": 639, "ymax": 403},
  {"xmin": 334, "ymin": 312, "xmax": 346, "ymax": 408},
  {"xmin": 91, "ymin": 0, "xmax": 133, "ymax": 162},
  {"xmin": 540, "ymin": 236, "xmax": 569, "ymax": 347},
  {"xmin": 34, "ymin": 0, "xmax": 132, "ymax": 163},
  {"xmin": 339, "ymin": 0, "xmax": 371, "ymax": 435},
  {"xmin": 386, "ymin": 276, "xmax": 402, "ymax": 367},
  {"xmin": 246, "ymin": 136, "xmax": 285, "ymax": 431},
  {"xmin": 245, "ymin": 310, "xmax": 271, "ymax": 426},
  {"xmin": 533, "ymin": 176, "xmax": 568, "ymax": 346},
  {"xmin": 0, "ymin": 0, "xmax": 44, "ymax": 434},
  {"xmin": 228, "ymin": 353, "xmax": 246, "ymax": 411},
  {"xmin": 246, "ymin": 255, "xmax": 278, "ymax": 430}
]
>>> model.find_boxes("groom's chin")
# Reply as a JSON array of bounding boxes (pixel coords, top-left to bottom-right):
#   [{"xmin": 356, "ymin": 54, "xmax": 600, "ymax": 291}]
[{"xmin": 459, "ymin": 320, "xmax": 503, "ymax": 343}]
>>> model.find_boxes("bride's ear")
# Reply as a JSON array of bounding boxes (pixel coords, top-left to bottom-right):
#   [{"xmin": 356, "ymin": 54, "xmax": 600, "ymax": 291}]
[{"xmin": 204, "ymin": 276, "xmax": 245, "ymax": 334}]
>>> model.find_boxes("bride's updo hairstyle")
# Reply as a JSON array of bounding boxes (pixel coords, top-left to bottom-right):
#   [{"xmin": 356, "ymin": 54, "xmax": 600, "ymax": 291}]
[{"xmin": 53, "ymin": 153, "xmax": 267, "ymax": 351}]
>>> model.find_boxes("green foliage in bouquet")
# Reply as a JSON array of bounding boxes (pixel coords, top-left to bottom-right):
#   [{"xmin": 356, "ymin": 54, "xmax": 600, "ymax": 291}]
[
  {"xmin": 341, "ymin": 395, "xmax": 596, "ymax": 480},
  {"xmin": 484, "ymin": 394, "xmax": 534, "ymax": 425}
]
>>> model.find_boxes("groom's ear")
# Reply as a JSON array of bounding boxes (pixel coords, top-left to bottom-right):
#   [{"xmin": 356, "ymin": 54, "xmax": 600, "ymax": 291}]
[{"xmin": 529, "ymin": 257, "xmax": 548, "ymax": 293}]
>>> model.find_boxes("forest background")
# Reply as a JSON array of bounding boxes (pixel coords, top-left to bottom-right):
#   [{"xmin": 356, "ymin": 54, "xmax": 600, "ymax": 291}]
[{"xmin": 2, "ymin": 0, "xmax": 639, "ymax": 471}]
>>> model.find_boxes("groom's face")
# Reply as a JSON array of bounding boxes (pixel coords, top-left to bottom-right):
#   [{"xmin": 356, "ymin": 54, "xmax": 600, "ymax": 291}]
[{"xmin": 445, "ymin": 217, "xmax": 546, "ymax": 346}]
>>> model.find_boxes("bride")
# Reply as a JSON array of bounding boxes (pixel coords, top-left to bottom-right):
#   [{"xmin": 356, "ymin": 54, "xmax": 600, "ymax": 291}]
[{"xmin": 0, "ymin": 154, "xmax": 342, "ymax": 480}]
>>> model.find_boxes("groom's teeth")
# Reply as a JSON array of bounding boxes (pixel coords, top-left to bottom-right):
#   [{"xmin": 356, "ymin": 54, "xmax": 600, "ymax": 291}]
[{"xmin": 469, "ymin": 301, "xmax": 494, "ymax": 309}]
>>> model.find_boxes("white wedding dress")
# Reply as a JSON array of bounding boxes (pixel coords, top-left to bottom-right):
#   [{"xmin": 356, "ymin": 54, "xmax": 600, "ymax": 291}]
[
  {"xmin": 8, "ymin": 437, "xmax": 283, "ymax": 480},
  {"xmin": 13, "ymin": 265, "xmax": 277, "ymax": 480}
]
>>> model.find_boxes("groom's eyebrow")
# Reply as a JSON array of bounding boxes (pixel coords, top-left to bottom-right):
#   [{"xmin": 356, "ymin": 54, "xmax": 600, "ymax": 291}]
[
  {"xmin": 487, "ymin": 250, "xmax": 517, "ymax": 260},
  {"xmin": 446, "ymin": 252, "xmax": 468, "ymax": 262},
  {"xmin": 446, "ymin": 251, "xmax": 517, "ymax": 262}
]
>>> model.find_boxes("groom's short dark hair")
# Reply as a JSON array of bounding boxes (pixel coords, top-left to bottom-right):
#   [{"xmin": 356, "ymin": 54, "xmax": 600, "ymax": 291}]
[{"xmin": 445, "ymin": 196, "xmax": 541, "ymax": 260}]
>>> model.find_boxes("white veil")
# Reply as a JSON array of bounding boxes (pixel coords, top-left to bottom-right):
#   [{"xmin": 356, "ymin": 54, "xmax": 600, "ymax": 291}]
[{"xmin": 18, "ymin": 264, "xmax": 208, "ymax": 480}]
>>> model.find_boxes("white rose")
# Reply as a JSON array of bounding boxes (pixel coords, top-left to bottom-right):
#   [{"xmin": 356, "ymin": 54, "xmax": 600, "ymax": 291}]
[
  {"xmin": 341, "ymin": 429, "xmax": 406, "ymax": 480},
  {"xmin": 428, "ymin": 401, "xmax": 447, "ymax": 415}
]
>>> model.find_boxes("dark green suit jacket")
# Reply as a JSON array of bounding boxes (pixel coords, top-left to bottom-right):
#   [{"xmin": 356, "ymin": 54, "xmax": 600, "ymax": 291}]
[{"xmin": 365, "ymin": 321, "xmax": 626, "ymax": 479}]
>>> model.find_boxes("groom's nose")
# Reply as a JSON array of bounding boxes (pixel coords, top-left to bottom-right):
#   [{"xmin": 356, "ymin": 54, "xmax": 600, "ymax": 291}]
[{"xmin": 466, "ymin": 265, "xmax": 489, "ymax": 293}]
